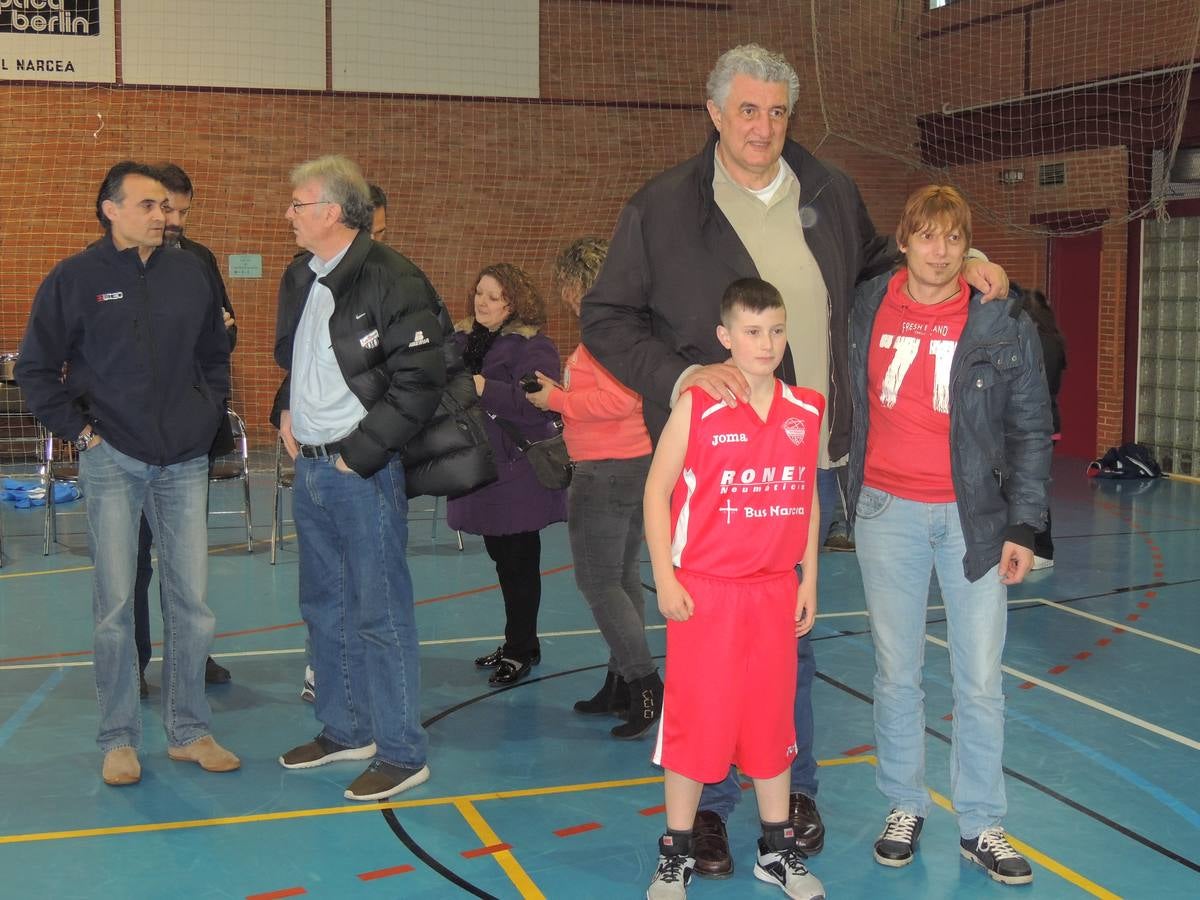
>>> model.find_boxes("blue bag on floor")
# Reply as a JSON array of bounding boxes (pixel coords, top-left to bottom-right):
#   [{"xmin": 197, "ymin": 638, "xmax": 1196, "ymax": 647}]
[{"xmin": 1, "ymin": 479, "xmax": 82, "ymax": 509}]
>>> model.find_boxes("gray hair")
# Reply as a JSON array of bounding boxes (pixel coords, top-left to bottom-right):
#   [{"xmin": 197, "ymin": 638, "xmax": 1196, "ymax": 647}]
[
  {"xmin": 290, "ymin": 155, "xmax": 373, "ymax": 231},
  {"xmin": 706, "ymin": 44, "xmax": 800, "ymax": 114}
]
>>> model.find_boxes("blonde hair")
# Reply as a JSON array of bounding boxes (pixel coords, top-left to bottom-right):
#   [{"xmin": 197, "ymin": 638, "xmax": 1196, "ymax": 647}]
[{"xmin": 895, "ymin": 184, "xmax": 973, "ymax": 249}]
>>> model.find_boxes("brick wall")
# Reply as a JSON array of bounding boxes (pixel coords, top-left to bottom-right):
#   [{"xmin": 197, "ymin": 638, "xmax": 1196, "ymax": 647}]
[{"xmin": 1, "ymin": 0, "xmax": 1195, "ymax": 457}]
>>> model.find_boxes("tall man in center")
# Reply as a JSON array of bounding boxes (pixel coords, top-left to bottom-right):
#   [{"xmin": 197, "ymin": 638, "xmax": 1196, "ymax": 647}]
[
  {"xmin": 582, "ymin": 43, "xmax": 1008, "ymax": 875},
  {"xmin": 272, "ymin": 155, "xmax": 446, "ymax": 801}
]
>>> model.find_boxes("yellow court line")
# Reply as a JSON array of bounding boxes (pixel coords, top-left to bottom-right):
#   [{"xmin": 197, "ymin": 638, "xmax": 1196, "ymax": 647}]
[
  {"xmin": 926, "ymin": 787, "xmax": 1120, "ymax": 899},
  {"xmin": 0, "ymin": 774, "xmax": 665, "ymax": 845},
  {"xmin": 454, "ymin": 798, "xmax": 544, "ymax": 900}
]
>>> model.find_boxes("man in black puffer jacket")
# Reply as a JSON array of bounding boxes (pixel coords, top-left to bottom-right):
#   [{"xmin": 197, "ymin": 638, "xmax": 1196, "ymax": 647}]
[
  {"xmin": 271, "ymin": 155, "xmax": 445, "ymax": 803},
  {"xmin": 16, "ymin": 161, "xmax": 238, "ymax": 788}
]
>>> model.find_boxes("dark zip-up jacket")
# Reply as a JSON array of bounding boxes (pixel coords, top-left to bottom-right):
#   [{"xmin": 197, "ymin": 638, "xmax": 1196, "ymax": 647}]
[
  {"xmin": 179, "ymin": 234, "xmax": 237, "ymax": 351},
  {"xmin": 16, "ymin": 236, "xmax": 230, "ymax": 466},
  {"xmin": 580, "ymin": 130, "xmax": 897, "ymax": 456},
  {"xmin": 271, "ymin": 230, "xmax": 446, "ymax": 478},
  {"xmin": 846, "ymin": 271, "xmax": 1053, "ymax": 582}
]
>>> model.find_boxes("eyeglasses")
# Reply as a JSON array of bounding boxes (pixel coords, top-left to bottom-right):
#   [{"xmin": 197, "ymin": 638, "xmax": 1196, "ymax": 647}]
[{"xmin": 289, "ymin": 199, "xmax": 331, "ymax": 213}]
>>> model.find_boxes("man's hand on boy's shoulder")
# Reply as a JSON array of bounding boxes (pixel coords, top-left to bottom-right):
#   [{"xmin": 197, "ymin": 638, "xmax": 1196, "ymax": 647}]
[
  {"xmin": 677, "ymin": 360, "xmax": 749, "ymax": 408},
  {"xmin": 657, "ymin": 573, "xmax": 695, "ymax": 622},
  {"xmin": 795, "ymin": 583, "xmax": 817, "ymax": 637}
]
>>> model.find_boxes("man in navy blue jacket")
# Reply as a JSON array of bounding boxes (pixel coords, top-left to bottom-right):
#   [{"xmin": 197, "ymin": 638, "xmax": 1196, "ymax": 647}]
[{"xmin": 16, "ymin": 161, "xmax": 239, "ymax": 787}]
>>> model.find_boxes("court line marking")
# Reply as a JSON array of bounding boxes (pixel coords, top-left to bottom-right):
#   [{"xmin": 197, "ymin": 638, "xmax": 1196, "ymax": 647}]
[
  {"xmin": 925, "ymin": 786, "xmax": 1118, "ymax": 899},
  {"xmin": 454, "ymin": 798, "xmax": 544, "ymax": 900},
  {"xmin": 0, "ymin": 774, "xmax": 665, "ymax": 845},
  {"xmin": 1034, "ymin": 598, "xmax": 1200, "ymax": 655},
  {"xmin": 0, "ymin": 668, "xmax": 65, "ymax": 748},
  {"xmin": 0, "ymin": 758, "xmax": 1117, "ymax": 897},
  {"xmin": 925, "ymin": 634, "xmax": 1200, "ymax": 750}
]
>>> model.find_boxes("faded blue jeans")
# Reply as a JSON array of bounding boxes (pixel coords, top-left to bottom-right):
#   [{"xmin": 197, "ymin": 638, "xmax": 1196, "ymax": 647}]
[
  {"xmin": 697, "ymin": 467, "xmax": 836, "ymax": 818},
  {"xmin": 293, "ymin": 454, "xmax": 427, "ymax": 769},
  {"xmin": 80, "ymin": 441, "xmax": 214, "ymax": 752},
  {"xmin": 854, "ymin": 486, "xmax": 1008, "ymax": 839}
]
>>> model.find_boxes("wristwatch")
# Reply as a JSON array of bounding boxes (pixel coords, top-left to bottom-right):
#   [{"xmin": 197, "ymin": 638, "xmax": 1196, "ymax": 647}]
[{"xmin": 74, "ymin": 428, "xmax": 94, "ymax": 453}]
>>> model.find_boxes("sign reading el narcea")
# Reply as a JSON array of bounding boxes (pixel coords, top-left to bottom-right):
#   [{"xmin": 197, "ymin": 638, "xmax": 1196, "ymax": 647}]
[{"xmin": 0, "ymin": 0, "xmax": 114, "ymax": 82}]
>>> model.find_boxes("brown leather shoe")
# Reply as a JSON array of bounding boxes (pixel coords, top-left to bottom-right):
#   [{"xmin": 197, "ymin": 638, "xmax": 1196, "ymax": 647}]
[
  {"xmin": 789, "ymin": 792, "xmax": 826, "ymax": 854},
  {"xmin": 168, "ymin": 735, "xmax": 241, "ymax": 772},
  {"xmin": 102, "ymin": 747, "xmax": 141, "ymax": 786},
  {"xmin": 691, "ymin": 809, "xmax": 733, "ymax": 878}
]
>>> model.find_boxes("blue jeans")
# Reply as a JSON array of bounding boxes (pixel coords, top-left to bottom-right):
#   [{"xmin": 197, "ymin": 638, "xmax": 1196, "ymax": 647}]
[
  {"xmin": 697, "ymin": 467, "xmax": 833, "ymax": 818},
  {"xmin": 293, "ymin": 454, "xmax": 427, "ymax": 769},
  {"xmin": 854, "ymin": 486, "xmax": 1008, "ymax": 838},
  {"xmin": 568, "ymin": 456, "xmax": 655, "ymax": 682},
  {"xmin": 79, "ymin": 441, "xmax": 214, "ymax": 752}
]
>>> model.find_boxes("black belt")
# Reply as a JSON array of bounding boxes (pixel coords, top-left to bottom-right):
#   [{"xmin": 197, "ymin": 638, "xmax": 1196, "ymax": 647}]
[{"xmin": 298, "ymin": 441, "xmax": 344, "ymax": 459}]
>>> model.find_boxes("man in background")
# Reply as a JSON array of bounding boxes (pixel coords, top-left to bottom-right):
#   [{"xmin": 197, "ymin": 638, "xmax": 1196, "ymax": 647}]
[{"xmin": 133, "ymin": 162, "xmax": 237, "ymax": 697}]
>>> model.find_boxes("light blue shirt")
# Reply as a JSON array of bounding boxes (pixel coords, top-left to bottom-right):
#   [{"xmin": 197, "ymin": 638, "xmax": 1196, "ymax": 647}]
[{"xmin": 289, "ymin": 244, "xmax": 366, "ymax": 445}]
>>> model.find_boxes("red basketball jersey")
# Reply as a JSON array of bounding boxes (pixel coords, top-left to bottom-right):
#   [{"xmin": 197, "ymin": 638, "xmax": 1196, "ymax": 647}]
[{"xmin": 670, "ymin": 382, "xmax": 824, "ymax": 579}]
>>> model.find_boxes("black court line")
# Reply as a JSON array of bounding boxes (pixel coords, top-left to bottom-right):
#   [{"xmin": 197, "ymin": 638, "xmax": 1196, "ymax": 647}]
[
  {"xmin": 379, "ymin": 807, "xmax": 500, "ymax": 900},
  {"xmin": 814, "ymin": 671, "xmax": 1200, "ymax": 875}
]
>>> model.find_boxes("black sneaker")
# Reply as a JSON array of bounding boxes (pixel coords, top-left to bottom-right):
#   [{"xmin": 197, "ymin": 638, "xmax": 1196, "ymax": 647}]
[
  {"xmin": 754, "ymin": 836, "xmax": 825, "ymax": 899},
  {"xmin": 279, "ymin": 734, "xmax": 377, "ymax": 769},
  {"xmin": 960, "ymin": 828, "xmax": 1033, "ymax": 885},
  {"xmin": 874, "ymin": 810, "xmax": 924, "ymax": 867},
  {"xmin": 344, "ymin": 760, "xmax": 430, "ymax": 801},
  {"xmin": 205, "ymin": 656, "xmax": 231, "ymax": 684},
  {"xmin": 646, "ymin": 834, "xmax": 694, "ymax": 900}
]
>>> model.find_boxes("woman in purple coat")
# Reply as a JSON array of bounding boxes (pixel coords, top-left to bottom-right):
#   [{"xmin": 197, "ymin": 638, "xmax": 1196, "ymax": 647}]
[{"xmin": 448, "ymin": 264, "xmax": 567, "ymax": 686}]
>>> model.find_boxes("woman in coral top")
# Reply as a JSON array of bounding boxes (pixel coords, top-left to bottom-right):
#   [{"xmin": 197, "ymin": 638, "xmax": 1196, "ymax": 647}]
[{"xmin": 526, "ymin": 237, "xmax": 662, "ymax": 740}]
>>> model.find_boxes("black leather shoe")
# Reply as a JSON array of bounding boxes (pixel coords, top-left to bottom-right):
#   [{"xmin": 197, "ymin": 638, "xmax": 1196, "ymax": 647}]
[
  {"xmin": 139, "ymin": 672, "xmax": 150, "ymax": 699},
  {"xmin": 475, "ymin": 646, "xmax": 541, "ymax": 669},
  {"xmin": 488, "ymin": 657, "xmax": 532, "ymax": 686},
  {"xmin": 692, "ymin": 809, "xmax": 733, "ymax": 878},
  {"xmin": 788, "ymin": 792, "xmax": 825, "ymax": 854},
  {"xmin": 205, "ymin": 657, "xmax": 231, "ymax": 684},
  {"xmin": 474, "ymin": 646, "xmax": 506, "ymax": 668}
]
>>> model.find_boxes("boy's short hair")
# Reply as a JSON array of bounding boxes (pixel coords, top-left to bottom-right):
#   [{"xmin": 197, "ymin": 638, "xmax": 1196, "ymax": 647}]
[
  {"xmin": 896, "ymin": 184, "xmax": 972, "ymax": 249},
  {"xmin": 720, "ymin": 277, "xmax": 785, "ymax": 325}
]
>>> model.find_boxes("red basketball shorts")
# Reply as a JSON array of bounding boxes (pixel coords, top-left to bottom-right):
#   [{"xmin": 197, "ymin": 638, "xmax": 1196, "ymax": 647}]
[{"xmin": 652, "ymin": 568, "xmax": 800, "ymax": 782}]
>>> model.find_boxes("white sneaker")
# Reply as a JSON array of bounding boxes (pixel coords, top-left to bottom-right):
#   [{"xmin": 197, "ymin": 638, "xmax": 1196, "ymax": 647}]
[
  {"xmin": 300, "ymin": 666, "xmax": 315, "ymax": 703},
  {"xmin": 754, "ymin": 837, "xmax": 825, "ymax": 899},
  {"xmin": 1031, "ymin": 556, "xmax": 1054, "ymax": 570},
  {"xmin": 647, "ymin": 835, "xmax": 694, "ymax": 900}
]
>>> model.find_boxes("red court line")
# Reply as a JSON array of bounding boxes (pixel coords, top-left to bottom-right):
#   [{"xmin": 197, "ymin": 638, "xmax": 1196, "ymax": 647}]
[
  {"xmin": 246, "ymin": 888, "xmax": 306, "ymax": 900},
  {"xmin": 554, "ymin": 822, "xmax": 601, "ymax": 838},
  {"xmin": 1019, "ymin": 681, "xmax": 1036, "ymax": 690},
  {"xmin": 1096, "ymin": 638, "xmax": 1112, "ymax": 646},
  {"xmin": 0, "ymin": 565, "xmax": 575, "ymax": 664},
  {"xmin": 461, "ymin": 843, "xmax": 512, "ymax": 859},
  {"xmin": 1074, "ymin": 651, "xmax": 1092, "ymax": 661},
  {"xmin": 357, "ymin": 864, "xmax": 414, "ymax": 881},
  {"xmin": 639, "ymin": 804, "xmax": 666, "ymax": 816},
  {"xmin": 1048, "ymin": 664, "xmax": 1069, "ymax": 675},
  {"xmin": 841, "ymin": 744, "xmax": 874, "ymax": 756}
]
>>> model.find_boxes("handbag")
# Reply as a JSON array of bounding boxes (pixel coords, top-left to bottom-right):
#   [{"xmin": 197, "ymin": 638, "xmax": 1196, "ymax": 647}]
[{"xmin": 496, "ymin": 416, "xmax": 573, "ymax": 490}]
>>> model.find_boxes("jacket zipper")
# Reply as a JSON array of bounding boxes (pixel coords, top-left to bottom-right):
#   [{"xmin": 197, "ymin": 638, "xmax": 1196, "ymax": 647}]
[{"xmin": 138, "ymin": 265, "xmax": 169, "ymax": 464}]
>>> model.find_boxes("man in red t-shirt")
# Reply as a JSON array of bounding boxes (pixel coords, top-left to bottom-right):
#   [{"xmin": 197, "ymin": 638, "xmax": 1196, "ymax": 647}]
[{"xmin": 845, "ymin": 186, "xmax": 1051, "ymax": 887}]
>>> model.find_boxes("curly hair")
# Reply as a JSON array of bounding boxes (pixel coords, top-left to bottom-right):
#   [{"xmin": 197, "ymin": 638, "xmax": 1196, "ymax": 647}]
[
  {"xmin": 551, "ymin": 236, "xmax": 609, "ymax": 302},
  {"xmin": 471, "ymin": 263, "xmax": 546, "ymax": 328}
]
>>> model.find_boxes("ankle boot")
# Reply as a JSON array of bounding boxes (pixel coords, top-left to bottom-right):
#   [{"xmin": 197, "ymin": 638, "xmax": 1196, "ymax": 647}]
[
  {"xmin": 573, "ymin": 671, "xmax": 629, "ymax": 716},
  {"xmin": 612, "ymin": 670, "xmax": 663, "ymax": 740}
]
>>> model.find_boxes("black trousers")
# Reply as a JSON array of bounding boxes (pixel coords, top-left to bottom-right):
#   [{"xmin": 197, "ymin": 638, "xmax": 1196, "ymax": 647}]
[
  {"xmin": 134, "ymin": 513, "xmax": 155, "ymax": 674},
  {"xmin": 1034, "ymin": 508, "xmax": 1055, "ymax": 560},
  {"xmin": 483, "ymin": 530, "xmax": 542, "ymax": 661}
]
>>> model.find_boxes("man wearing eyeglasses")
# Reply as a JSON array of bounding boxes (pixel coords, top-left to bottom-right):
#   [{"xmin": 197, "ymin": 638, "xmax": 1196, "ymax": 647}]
[
  {"xmin": 132, "ymin": 162, "xmax": 238, "ymax": 699},
  {"xmin": 16, "ymin": 161, "xmax": 238, "ymax": 788},
  {"xmin": 272, "ymin": 155, "xmax": 446, "ymax": 802}
]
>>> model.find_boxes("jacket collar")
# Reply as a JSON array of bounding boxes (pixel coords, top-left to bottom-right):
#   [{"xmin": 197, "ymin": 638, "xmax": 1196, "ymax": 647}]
[
  {"xmin": 315, "ymin": 229, "xmax": 372, "ymax": 298},
  {"xmin": 696, "ymin": 130, "xmax": 835, "ymax": 226},
  {"xmin": 453, "ymin": 315, "xmax": 540, "ymax": 338},
  {"xmin": 96, "ymin": 233, "xmax": 163, "ymax": 270}
]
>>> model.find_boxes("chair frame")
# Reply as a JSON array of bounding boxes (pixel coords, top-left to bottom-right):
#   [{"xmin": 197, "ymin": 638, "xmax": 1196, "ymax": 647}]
[{"xmin": 208, "ymin": 408, "xmax": 253, "ymax": 553}]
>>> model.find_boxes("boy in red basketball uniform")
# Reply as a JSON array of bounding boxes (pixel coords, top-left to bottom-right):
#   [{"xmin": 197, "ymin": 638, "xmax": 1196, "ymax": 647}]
[{"xmin": 642, "ymin": 278, "xmax": 826, "ymax": 900}]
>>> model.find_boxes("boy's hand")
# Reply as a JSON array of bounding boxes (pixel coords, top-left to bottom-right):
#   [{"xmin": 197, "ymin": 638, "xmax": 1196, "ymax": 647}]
[
  {"xmin": 795, "ymin": 582, "xmax": 818, "ymax": 637},
  {"xmin": 657, "ymin": 574, "xmax": 695, "ymax": 622},
  {"xmin": 998, "ymin": 540, "xmax": 1033, "ymax": 585}
]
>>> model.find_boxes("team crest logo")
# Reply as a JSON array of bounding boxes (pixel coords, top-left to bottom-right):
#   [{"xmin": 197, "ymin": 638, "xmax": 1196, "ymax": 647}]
[
  {"xmin": 359, "ymin": 329, "xmax": 380, "ymax": 349},
  {"xmin": 783, "ymin": 417, "xmax": 806, "ymax": 446}
]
